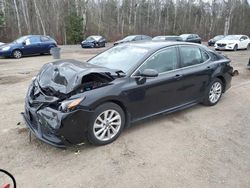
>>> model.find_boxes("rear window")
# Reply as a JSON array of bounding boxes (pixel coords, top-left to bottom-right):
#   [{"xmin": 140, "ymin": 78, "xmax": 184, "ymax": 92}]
[
  {"xmin": 41, "ymin": 36, "xmax": 50, "ymax": 42},
  {"xmin": 180, "ymin": 46, "xmax": 209, "ymax": 67}
]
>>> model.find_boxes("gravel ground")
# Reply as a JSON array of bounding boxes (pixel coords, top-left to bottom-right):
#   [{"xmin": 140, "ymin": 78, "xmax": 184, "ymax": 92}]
[{"xmin": 0, "ymin": 43, "xmax": 250, "ymax": 188}]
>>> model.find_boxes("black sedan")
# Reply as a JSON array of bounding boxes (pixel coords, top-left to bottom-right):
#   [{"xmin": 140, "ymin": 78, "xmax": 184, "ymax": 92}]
[
  {"xmin": 23, "ymin": 41, "xmax": 234, "ymax": 147},
  {"xmin": 180, "ymin": 34, "xmax": 202, "ymax": 43},
  {"xmin": 81, "ymin": 35, "xmax": 106, "ymax": 48},
  {"xmin": 208, "ymin": 35, "xmax": 225, "ymax": 46},
  {"xmin": 114, "ymin": 35, "xmax": 152, "ymax": 45}
]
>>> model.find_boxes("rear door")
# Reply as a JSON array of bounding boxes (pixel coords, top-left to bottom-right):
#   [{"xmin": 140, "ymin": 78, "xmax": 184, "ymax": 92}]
[
  {"xmin": 178, "ymin": 45, "xmax": 211, "ymax": 103},
  {"xmin": 40, "ymin": 36, "xmax": 53, "ymax": 53}
]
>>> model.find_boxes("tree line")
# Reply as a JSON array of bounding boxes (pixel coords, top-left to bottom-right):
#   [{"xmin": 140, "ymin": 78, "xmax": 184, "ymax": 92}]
[{"xmin": 0, "ymin": 0, "xmax": 249, "ymax": 44}]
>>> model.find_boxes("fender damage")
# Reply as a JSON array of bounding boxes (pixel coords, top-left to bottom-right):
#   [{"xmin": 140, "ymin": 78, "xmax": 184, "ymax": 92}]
[{"xmin": 22, "ymin": 59, "xmax": 122, "ymax": 147}]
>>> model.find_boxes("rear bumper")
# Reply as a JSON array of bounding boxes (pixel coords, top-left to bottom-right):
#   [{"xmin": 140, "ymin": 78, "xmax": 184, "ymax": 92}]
[{"xmin": 22, "ymin": 102, "xmax": 93, "ymax": 148}]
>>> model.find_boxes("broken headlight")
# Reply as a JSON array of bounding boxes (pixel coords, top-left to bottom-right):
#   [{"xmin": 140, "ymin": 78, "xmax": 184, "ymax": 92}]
[{"xmin": 59, "ymin": 97, "xmax": 85, "ymax": 112}]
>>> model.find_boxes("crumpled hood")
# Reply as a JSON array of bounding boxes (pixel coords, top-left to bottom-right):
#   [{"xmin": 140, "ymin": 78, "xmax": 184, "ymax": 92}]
[
  {"xmin": 216, "ymin": 39, "xmax": 238, "ymax": 44},
  {"xmin": 37, "ymin": 59, "xmax": 117, "ymax": 95}
]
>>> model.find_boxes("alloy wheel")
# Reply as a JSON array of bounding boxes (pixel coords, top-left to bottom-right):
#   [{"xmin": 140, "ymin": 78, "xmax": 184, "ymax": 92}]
[
  {"xmin": 93, "ymin": 109, "xmax": 122, "ymax": 141},
  {"xmin": 209, "ymin": 82, "xmax": 222, "ymax": 104},
  {"xmin": 13, "ymin": 50, "xmax": 22, "ymax": 58}
]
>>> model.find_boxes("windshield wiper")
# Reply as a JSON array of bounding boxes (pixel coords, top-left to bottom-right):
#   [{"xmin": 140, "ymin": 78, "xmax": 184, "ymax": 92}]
[{"xmin": 115, "ymin": 70, "xmax": 126, "ymax": 77}]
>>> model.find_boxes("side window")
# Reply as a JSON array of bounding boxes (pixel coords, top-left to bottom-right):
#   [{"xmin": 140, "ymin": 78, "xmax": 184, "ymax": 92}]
[
  {"xmin": 134, "ymin": 36, "xmax": 142, "ymax": 41},
  {"xmin": 201, "ymin": 50, "xmax": 210, "ymax": 62},
  {"xmin": 41, "ymin": 36, "xmax": 50, "ymax": 42},
  {"xmin": 180, "ymin": 46, "xmax": 208, "ymax": 67},
  {"xmin": 28, "ymin": 37, "xmax": 40, "ymax": 44},
  {"xmin": 142, "ymin": 35, "xmax": 150, "ymax": 40},
  {"xmin": 139, "ymin": 47, "xmax": 178, "ymax": 74}
]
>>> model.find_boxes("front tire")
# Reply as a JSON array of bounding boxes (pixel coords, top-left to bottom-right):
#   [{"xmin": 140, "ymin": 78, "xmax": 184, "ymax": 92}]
[
  {"xmin": 203, "ymin": 78, "xmax": 223, "ymax": 106},
  {"xmin": 233, "ymin": 44, "xmax": 238, "ymax": 51},
  {"xmin": 247, "ymin": 43, "xmax": 250, "ymax": 50},
  {"xmin": 12, "ymin": 50, "xmax": 22, "ymax": 59},
  {"xmin": 87, "ymin": 102, "xmax": 125, "ymax": 145}
]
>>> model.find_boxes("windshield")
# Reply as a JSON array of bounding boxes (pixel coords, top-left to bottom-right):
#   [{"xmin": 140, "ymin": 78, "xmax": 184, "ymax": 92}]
[
  {"xmin": 180, "ymin": 34, "xmax": 190, "ymax": 39},
  {"xmin": 88, "ymin": 45, "xmax": 149, "ymax": 73},
  {"xmin": 213, "ymin": 35, "xmax": 224, "ymax": 40},
  {"xmin": 86, "ymin": 37, "xmax": 94, "ymax": 41},
  {"xmin": 152, "ymin": 36, "xmax": 166, "ymax": 41},
  {"xmin": 14, "ymin": 36, "xmax": 28, "ymax": 43},
  {"xmin": 122, "ymin": 36, "xmax": 136, "ymax": 42},
  {"xmin": 223, "ymin": 35, "xmax": 241, "ymax": 40}
]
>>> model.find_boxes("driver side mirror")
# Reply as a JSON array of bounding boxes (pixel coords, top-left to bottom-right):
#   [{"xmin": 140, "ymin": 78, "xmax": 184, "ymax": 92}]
[
  {"xmin": 134, "ymin": 69, "xmax": 158, "ymax": 85},
  {"xmin": 240, "ymin": 38, "xmax": 244, "ymax": 41},
  {"xmin": 22, "ymin": 41, "xmax": 26, "ymax": 45},
  {"xmin": 139, "ymin": 69, "xmax": 158, "ymax": 77}
]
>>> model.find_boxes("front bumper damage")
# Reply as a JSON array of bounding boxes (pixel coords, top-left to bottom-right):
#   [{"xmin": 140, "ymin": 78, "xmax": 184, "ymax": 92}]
[
  {"xmin": 22, "ymin": 60, "xmax": 118, "ymax": 147},
  {"xmin": 22, "ymin": 80, "xmax": 93, "ymax": 148},
  {"xmin": 22, "ymin": 105, "xmax": 93, "ymax": 148}
]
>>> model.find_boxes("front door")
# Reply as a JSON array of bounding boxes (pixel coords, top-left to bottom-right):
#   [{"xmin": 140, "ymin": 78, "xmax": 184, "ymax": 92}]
[
  {"xmin": 22, "ymin": 36, "xmax": 41, "ymax": 55},
  {"xmin": 125, "ymin": 47, "xmax": 185, "ymax": 120}
]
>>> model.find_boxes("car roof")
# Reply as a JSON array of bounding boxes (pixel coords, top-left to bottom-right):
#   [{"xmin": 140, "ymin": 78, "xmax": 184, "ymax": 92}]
[
  {"xmin": 23, "ymin": 35, "xmax": 50, "ymax": 38},
  {"xmin": 154, "ymin": 35, "xmax": 180, "ymax": 37},
  {"xmin": 126, "ymin": 35, "xmax": 150, "ymax": 37},
  {"xmin": 88, "ymin": 35, "xmax": 103, "ymax": 40},
  {"xmin": 118, "ymin": 41, "xmax": 205, "ymax": 51},
  {"xmin": 227, "ymin": 34, "xmax": 244, "ymax": 37}
]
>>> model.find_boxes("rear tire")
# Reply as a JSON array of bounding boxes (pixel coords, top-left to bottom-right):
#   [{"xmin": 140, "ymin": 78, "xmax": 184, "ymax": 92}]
[
  {"xmin": 203, "ymin": 78, "xmax": 223, "ymax": 106},
  {"xmin": 87, "ymin": 102, "xmax": 125, "ymax": 145},
  {"xmin": 12, "ymin": 50, "xmax": 22, "ymax": 59},
  {"xmin": 48, "ymin": 46, "xmax": 55, "ymax": 55}
]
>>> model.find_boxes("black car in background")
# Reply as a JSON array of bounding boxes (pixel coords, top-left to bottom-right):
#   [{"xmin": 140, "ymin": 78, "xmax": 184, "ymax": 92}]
[
  {"xmin": 81, "ymin": 35, "xmax": 106, "ymax": 48},
  {"xmin": 0, "ymin": 35, "xmax": 57, "ymax": 58},
  {"xmin": 152, "ymin": 35, "xmax": 183, "ymax": 41},
  {"xmin": 208, "ymin": 35, "xmax": 225, "ymax": 46},
  {"xmin": 180, "ymin": 34, "xmax": 201, "ymax": 43},
  {"xmin": 23, "ymin": 41, "xmax": 234, "ymax": 147},
  {"xmin": 114, "ymin": 35, "xmax": 152, "ymax": 45}
]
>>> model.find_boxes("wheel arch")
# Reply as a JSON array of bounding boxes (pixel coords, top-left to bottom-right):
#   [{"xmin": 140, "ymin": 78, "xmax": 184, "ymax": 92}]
[
  {"xmin": 12, "ymin": 48, "xmax": 22, "ymax": 54},
  {"xmin": 216, "ymin": 75, "xmax": 226, "ymax": 92},
  {"xmin": 94, "ymin": 99, "xmax": 131, "ymax": 128},
  {"xmin": 11, "ymin": 48, "xmax": 23, "ymax": 57}
]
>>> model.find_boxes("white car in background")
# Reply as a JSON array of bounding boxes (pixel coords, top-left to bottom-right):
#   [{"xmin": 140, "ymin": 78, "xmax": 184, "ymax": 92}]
[{"xmin": 215, "ymin": 35, "xmax": 250, "ymax": 51}]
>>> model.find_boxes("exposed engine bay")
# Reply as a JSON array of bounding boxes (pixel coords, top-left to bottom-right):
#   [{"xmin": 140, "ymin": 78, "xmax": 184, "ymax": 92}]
[{"xmin": 34, "ymin": 59, "xmax": 122, "ymax": 99}]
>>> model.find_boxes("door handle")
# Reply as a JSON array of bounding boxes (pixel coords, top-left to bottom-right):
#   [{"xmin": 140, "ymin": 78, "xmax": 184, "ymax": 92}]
[{"xmin": 174, "ymin": 74, "xmax": 183, "ymax": 80}]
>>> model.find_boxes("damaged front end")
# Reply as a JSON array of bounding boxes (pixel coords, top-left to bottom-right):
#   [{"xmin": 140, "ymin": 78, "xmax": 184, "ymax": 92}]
[{"xmin": 22, "ymin": 59, "xmax": 121, "ymax": 147}]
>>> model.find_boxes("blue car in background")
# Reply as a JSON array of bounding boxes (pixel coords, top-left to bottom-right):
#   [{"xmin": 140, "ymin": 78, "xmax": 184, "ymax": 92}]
[
  {"xmin": 0, "ymin": 35, "xmax": 57, "ymax": 58},
  {"xmin": 81, "ymin": 35, "xmax": 106, "ymax": 48}
]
